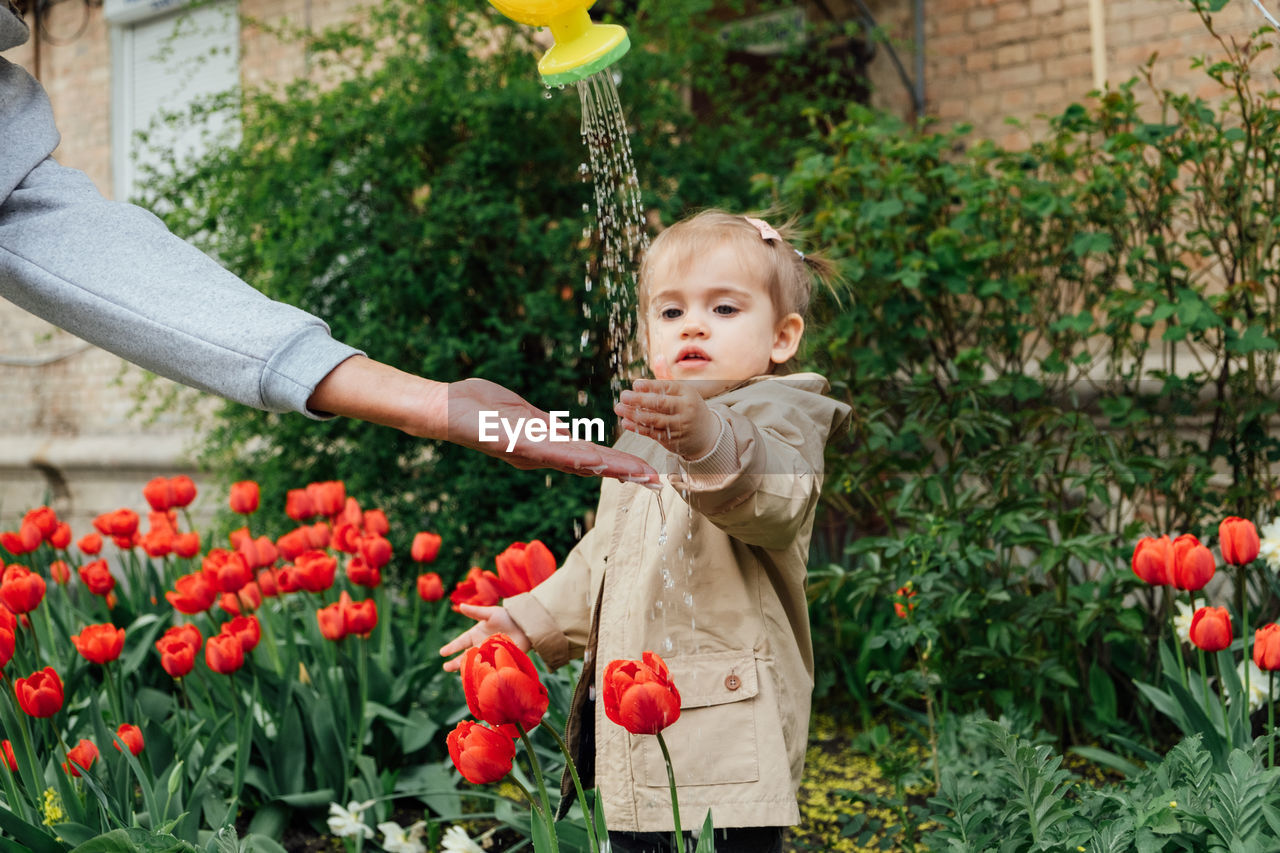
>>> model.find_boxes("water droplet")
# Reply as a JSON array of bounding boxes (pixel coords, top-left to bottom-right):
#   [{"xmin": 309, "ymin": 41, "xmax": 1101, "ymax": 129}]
[{"xmin": 543, "ymin": 90, "xmax": 553, "ymax": 100}]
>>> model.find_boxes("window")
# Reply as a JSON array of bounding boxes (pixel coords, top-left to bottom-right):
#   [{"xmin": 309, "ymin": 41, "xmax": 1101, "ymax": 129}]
[{"xmin": 106, "ymin": 0, "xmax": 239, "ymax": 201}]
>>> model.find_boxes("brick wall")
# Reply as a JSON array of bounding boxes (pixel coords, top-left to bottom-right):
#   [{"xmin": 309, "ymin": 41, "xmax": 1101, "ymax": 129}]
[{"xmin": 856, "ymin": 0, "xmax": 1262, "ymax": 149}]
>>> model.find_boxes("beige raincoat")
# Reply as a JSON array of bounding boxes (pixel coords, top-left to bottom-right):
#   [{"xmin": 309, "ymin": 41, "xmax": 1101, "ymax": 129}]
[{"xmin": 505, "ymin": 373, "xmax": 851, "ymax": 832}]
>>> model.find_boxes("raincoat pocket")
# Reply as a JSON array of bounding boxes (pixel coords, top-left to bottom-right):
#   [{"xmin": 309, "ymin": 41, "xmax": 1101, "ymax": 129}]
[{"xmin": 641, "ymin": 650, "xmax": 760, "ymax": 787}]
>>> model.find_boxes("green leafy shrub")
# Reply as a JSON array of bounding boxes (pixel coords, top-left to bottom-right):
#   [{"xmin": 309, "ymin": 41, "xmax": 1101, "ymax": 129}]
[{"xmin": 787, "ymin": 0, "xmax": 1280, "ymax": 740}]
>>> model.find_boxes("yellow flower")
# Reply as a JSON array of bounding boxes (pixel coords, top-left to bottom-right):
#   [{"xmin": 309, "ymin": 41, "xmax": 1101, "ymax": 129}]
[
  {"xmin": 1169, "ymin": 800, "xmax": 1178, "ymax": 808},
  {"xmin": 40, "ymin": 788, "xmax": 65, "ymax": 827}
]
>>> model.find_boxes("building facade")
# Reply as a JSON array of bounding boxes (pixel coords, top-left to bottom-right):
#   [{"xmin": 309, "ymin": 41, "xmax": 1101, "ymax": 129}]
[{"xmin": 0, "ymin": 0, "xmax": 1268, "ymax": 531}]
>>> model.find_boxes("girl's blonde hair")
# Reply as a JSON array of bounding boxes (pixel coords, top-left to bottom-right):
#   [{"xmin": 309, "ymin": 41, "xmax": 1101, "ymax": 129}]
[{"xmin": 636, "ymin": 209, "xmax": 840, "ymax": 347}]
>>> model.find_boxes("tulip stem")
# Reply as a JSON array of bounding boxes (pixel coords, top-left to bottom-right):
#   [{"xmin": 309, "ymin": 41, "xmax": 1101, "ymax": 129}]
[
  {"xmin": 515, "ymin": 724, "xmax": 556, "ymax": 847},
  {"xmin": 1240, "ymin": 563, "xmax": 1251, "ymax": 727},
  {"xmin": 546, "ymin": 724, "xmax": 600, "ymax": 853},
  {"xmin": 1270, "ymin": 671, "xmax": 1275, "ymax": 769},
  {"xmin": 103, "ymin": 661, "xmax": 125, "ymax": 725},
  {"xmin": 656, "ymin": 732, "xmax": 683, "ymax": 853},
  {"xmin": 1212, "ymin": 653, "xmax": 1231, "ymax": 746}
]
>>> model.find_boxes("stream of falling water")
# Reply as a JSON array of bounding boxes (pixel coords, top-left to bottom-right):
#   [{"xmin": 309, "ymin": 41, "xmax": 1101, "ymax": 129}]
[
  {"xmin": 577, "ymin": 71, "xmax": 649, "ymax": 388},
  {"xmin": 575, "ymin": 71, "xmax": 698, "ymax": 646}
]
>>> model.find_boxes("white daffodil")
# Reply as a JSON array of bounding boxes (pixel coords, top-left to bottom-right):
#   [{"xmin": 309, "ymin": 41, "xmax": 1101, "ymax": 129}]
[
  {"xmin": 1259, "ymin": 518, "xmax": 1280, "ymax": 572},
  {"xmin": 1172, "ymin": 599, "xmax": 1194, "ymax": 646},
  {"xmin": 1228, "ymin": 659, "xmax": 1275, "ymax": 713},
  {"xmin": 327, "ymin": 800, "xmax": 376, "ymax": 839},
  {"xmin": 441, "ymin": 825, "xmax": 487, "ymax": 853},
  {"xmin": 378, "ymin": 819, "xmax": 428, "ymax": 853}
]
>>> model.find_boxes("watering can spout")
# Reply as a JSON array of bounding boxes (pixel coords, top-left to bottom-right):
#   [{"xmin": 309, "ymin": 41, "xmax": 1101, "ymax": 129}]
[{"xmin": 486, "ymin": 0, "xmax": 630, "ymax": 86}]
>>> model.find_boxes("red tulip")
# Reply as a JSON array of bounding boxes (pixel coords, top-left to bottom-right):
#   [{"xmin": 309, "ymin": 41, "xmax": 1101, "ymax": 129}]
[
  {"xmin": 156, "ymin": 636, "xmax": 196, "ymax": 678},
  {"xmin": 0, "ymin": 627, "xmax": 14, "ymax": 668},
  {"xmin": 98, "ymin": 508, "xmax": 139, "ymax": 538},
  {"xmin": 256, "ymin": 569, "xmax": 279, "ymax": 598},
  {"xmin": 362, "ymin": 510, "xmax": 389, "ymax": 537},
  {"xmin": 343, "ymin": 593, "xmax": 377, "ymax": 637},
  {"xmin": 223, "ymin": 615, "xmax": 261, "ymax": 653},
  {"xmin": 143, "ymin": 477, "xmax": 174, "ymax": 512},
  {"xmin": 23, "ymin": 507, "xmax": 58, "ymax": 540},
  {"xmin": 78, "ymin": 560, "xmax": 115, "ymax": 597},
  {"xmin": 1132, "ymin": 535, "xmax": 1174, "ymax": 586},
  {"xmin": 306, "ymin": 481, "xmax": 346, "ymax": 518},
  {"xmin": 412, "ymin": 532, "xmax": 442, "ymax": 563},
  {"xmin": 285, "ymin": 489, "xmax": 315, "ymax": 521},
  {"xmin": 893, "ymin": 583, "xmax": 917, "ymax": 619},
  {"xmin": 345, "ymin": 557, "xmax": 381, "ymax": 589},
  {"xmin": 359, "ymin": 536, "xmax": 392, "ymax": 571},
  {"xmin": 49, "ymin": 522, "xmax": 71, "ymax": 550},
  {"xmin": 229, "ymin": 481, "xmax": 260, "ymax": 515},
  {"xmin": 160, "ymin": 623, "xmax": 203, "ymax": 651},
  {"xmin": 142, "ymin": 528, "xmax": 174, "ymax": 558},
  {"xmin": 0, "ymin": 565, "xmax": 45, "ymax": 614},
  {"xmin": 1255, "ymin": 624, "xmax": 1280, "ymax": 671},
  {"xmin": 239, "ymin": 536, "xmax": 278, "ymax": 571},
  {"xmin": 450, "ymin": 567, "xmax": 507, "ymax": 612},
  {"xmin": 276, "ymin": 528, "xmax": 311, "ymax": 561},
  {"xmin": 1171, "ymin": 534, "xmax": 1216, "ymax": 592},
  {"xmin": 78, "ymin": 533, "xmax": 103, "ymax": 556},
  {"xmin": 331, "ymin": 522, "xmax": 362, "ymax": 555},
  {"xmin": 63, "ymin": 738, "xmax": 98, "ymax": 777},
  {"xmin": 3, "ymin": 524, "xmax": 39, "ymax": 555},
  {"xmin": 48, "ymin": 560, "xmax": 70, "ymax": 586},
  {"xmin": 494, "ymin": 541, "xmax": 556, "ymax": 595},
  {"xmin": 71, "ymin": 624, "xmax": 125, "ymax": 664},
  {"xmin": 14, "ymin": 667, "xmax": 63, "ymax": 717},
  {"xmin": 446, "ymin": 720, "xmax": 515, "ymax": 784},
  {"xmin": 205, "ymin": 632, "xmax": 246, "ymax": 674},
  {"xmin": 316, "ymin": 602, "xmax": 346, "ymax": 641},
  {"xmin": 0, "ymin": 607, "xmax": 17, "ymax": 634},
  {"xmin": 213, "ymin": 552, "xmax": 253, "ymax": 594},
  {"xmin": 173, "ymin": 531, "xmax": 201, "ymax": 559},
  {"xmin": 417, "ymin": 572, "xmax": 444, "ymax": 602},
  {"xmin": 1190, "ymin": 606, "xmax": 1233, "ymax": 652},
  {"xmin": 460, "ymin": 634, "xmax": 548, "ymax": 731},
  {"xmin": 602, "ymin": 652, "xmax": 682, "ymax": 735},
  {"xmin": 165, "ymin": 573, "xmax": 215, "ymax": 614},
  {"xmin": 294, "ymin": 551, "xmax": 337, "ymax": 593},
  {"xmin": 113, "ymin": 723, "xmax": 144, "ymax": 756},
  {"xmin": 1220, "ymin": 517, "xmax": 1260, "ymax": 566},
  {"xmin": 1, "ymin": 740, "xmax": 14, "ymax": 772},
  {"xmin": 171, "ymin": 476, "xmax": 197, "ymax": 508}
]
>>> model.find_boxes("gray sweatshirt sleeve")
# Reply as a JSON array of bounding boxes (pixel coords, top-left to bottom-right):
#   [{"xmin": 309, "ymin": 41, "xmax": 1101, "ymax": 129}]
[
  {"xmin": 0, "ymin": 55, "xmax": 362, "ymax": 416},
  {"xmin": 0, "ymin": 158, "xmax": 363, "ymax": 416}
]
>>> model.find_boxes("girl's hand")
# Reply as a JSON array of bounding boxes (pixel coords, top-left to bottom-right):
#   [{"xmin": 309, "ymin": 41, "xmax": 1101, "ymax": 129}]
[
  {"xmin": 614, "ymin": 378, "xmax": 721, "ymax": 460},
  {"xmin": 439, "ymin": 604, "xmax": 531, "ymax": 672}
]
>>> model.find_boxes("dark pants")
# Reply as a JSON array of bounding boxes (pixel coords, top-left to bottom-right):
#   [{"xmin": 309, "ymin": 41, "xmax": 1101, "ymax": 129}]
[{"xmin": 607, "ymin": 827, "xmax": 784, "ymax": 853}]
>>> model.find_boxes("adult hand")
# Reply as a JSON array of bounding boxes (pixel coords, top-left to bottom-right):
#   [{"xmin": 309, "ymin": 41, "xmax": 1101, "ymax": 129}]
[
  {"xmin": 307, "ymin": 357, "xmax": 658, "ymax": 483},
  {"xmin": 446, "ymin": 377, "xmax": 658, "ymax": 482}
]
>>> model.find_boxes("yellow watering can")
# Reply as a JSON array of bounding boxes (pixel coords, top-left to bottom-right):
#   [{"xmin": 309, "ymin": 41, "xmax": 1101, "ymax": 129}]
[{"xmin": 487, "ymin": 0, "xmax": 630, "ymax": 86}]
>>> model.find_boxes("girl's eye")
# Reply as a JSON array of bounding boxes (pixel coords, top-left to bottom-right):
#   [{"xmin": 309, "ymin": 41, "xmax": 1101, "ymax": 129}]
[
  {"xmin": 714, "ymin": 304, "xmax": 739, "ymax": 316},
  {"xmin": 660, "ymin": 307, "xmax": 683, "ymax": 320}
]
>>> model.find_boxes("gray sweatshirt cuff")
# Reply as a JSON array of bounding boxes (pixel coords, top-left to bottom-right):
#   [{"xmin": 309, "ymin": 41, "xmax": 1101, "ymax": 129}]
[{"xmin": 261, "ymin": 327, "xmax": 362, "ymax": 419}]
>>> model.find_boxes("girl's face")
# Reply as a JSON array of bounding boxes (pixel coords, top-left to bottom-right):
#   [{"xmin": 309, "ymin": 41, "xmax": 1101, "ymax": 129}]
[{"xmin": 644, "ymin": 242, "xmax": 803, "ymax": 397}]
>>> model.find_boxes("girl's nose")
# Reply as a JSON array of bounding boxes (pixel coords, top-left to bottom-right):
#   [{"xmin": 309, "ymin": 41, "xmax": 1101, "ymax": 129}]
[{"xmin": 680, "ymin": 314, "xmax": 707, "ymax": 338}]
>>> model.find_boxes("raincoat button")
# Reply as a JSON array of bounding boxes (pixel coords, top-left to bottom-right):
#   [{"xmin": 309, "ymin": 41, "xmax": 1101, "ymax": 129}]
[{"xmin": 724, "ymin": 674, "xmax": 741, "ymax": 691}]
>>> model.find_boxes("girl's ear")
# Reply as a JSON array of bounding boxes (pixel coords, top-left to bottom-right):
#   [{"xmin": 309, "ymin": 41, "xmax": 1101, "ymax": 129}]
[{"xmin": 770, "ymin": 313, "xmax": 804, "ymax": 366}]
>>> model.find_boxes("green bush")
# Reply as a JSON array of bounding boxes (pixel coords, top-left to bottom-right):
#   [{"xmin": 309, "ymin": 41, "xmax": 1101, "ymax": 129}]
[{"xmin": 787, "ymin": 0, "xmax": 1280, "ymax": 741}]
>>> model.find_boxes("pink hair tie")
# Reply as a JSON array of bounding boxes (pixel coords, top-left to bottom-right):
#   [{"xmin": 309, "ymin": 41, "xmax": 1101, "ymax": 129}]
[
  {"xmin": 745, "ymin": 216, "xmax": 804, "ymax": 259},
  {"xmin": 745, "ymin": 216, "xmax": 781, "ymax": 242}
]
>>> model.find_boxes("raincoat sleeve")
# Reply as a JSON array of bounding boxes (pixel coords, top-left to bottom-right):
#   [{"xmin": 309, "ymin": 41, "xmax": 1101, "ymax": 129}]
[
  {"xmin": 669, "ymin": 381, "xmax": 851, "ymax": 551},
  {"xmin": 503, "ymin": 521, "xmax": 604, "ymax": 671}
]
